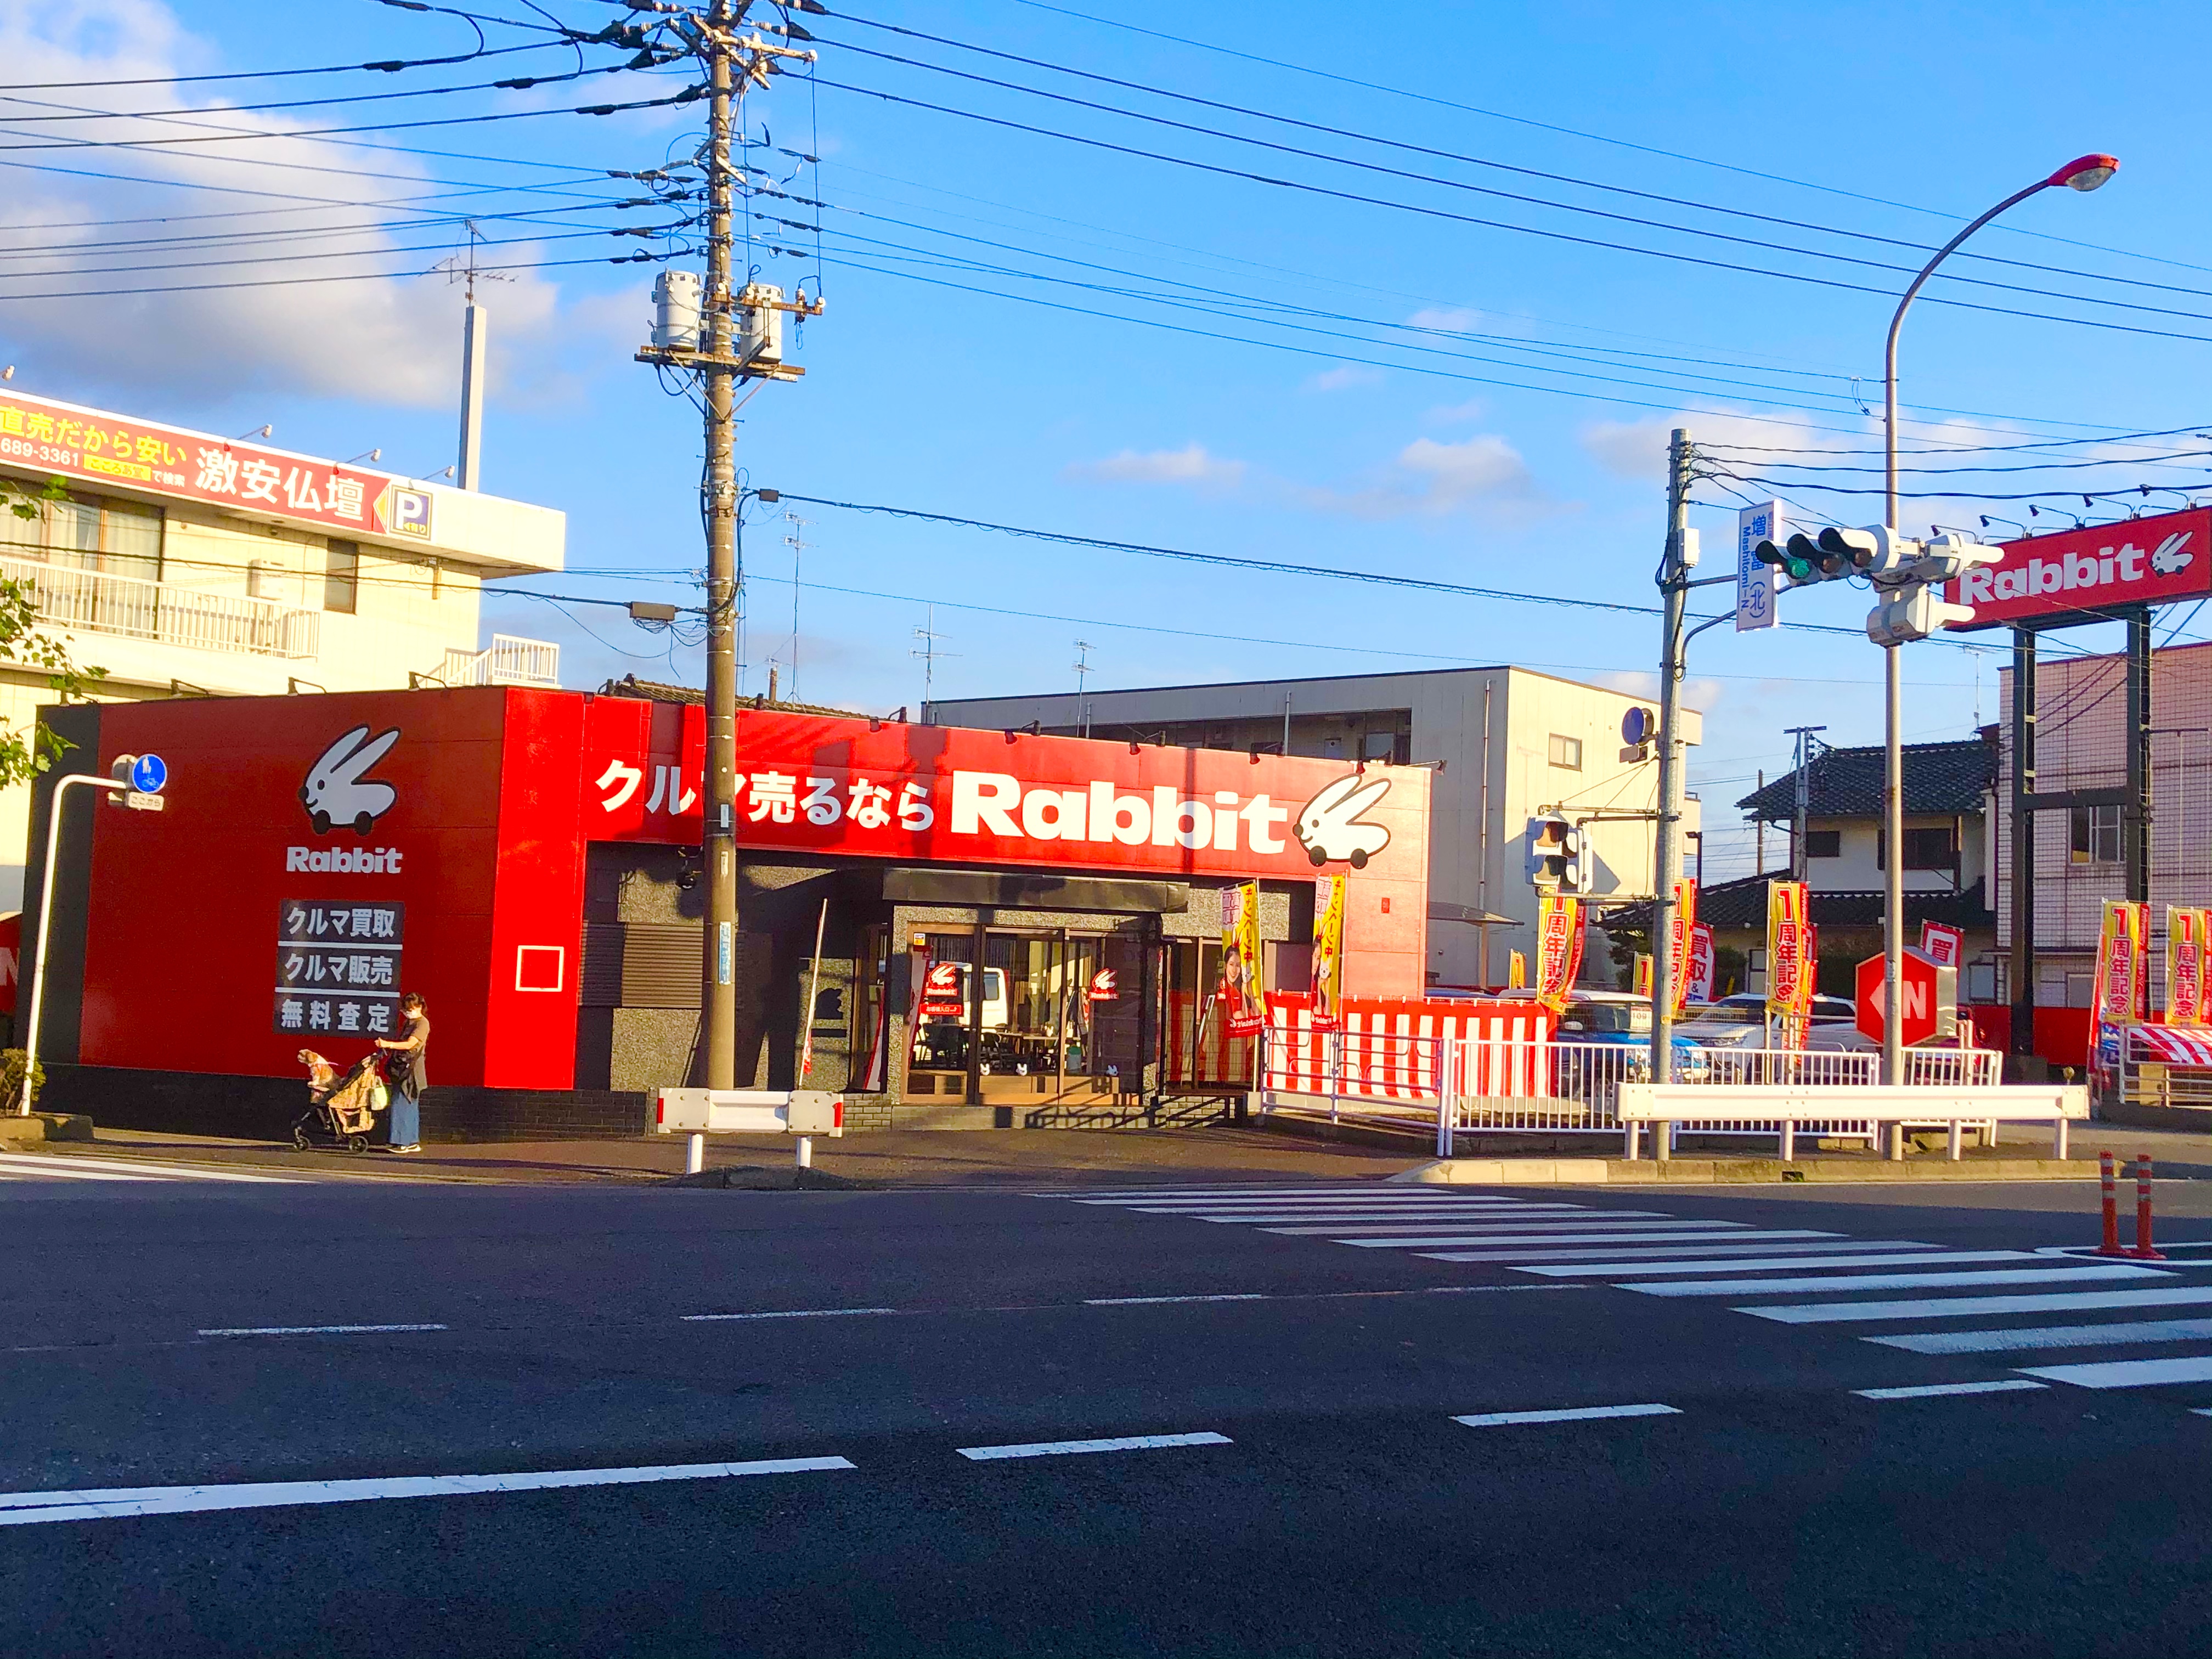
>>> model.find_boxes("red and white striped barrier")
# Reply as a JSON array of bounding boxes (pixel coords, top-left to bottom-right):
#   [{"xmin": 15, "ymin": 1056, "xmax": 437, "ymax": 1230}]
[{"xmin": 1263, "ymin": 995, "xmax": 1554, "ymax": 1102}]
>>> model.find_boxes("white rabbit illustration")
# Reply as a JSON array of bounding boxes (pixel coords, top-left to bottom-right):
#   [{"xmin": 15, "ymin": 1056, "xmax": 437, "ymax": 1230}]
[
  {"xmin": 300, "ymin": 725, "xmax": 400, "ymax": 837},
  {"xmin": 1293, "ymin": 774, "xmax": 1392, "ymax": 868}
]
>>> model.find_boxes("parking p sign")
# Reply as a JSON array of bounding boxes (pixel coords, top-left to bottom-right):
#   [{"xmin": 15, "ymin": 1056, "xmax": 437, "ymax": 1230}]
[{"xmin": 1735, "ymin": 501, "xmax": 1784, "ymax": 632}]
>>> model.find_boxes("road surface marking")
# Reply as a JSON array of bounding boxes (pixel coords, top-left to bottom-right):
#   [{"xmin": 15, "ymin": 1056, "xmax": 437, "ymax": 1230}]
[
  {"xmin": 0, "ymin": 1153, "xmax": 297, "ymax": 1184},
  {"xmin": 683, "ymin": 1308, "xmax": 898, "ymax": 1322},
  {"xmin": 1852, "ymin": 1380, "xmax": 2049, "ymax": 1401},
  {"xmin": 0, "ymin": 1164, "xmax": 167, "ymax": 1183},
  {"xmin": 1634, "ymin": 1266, "xmax": 2172, "ymax": 1299},
  {"xmin": 1328, "ymin": 1220, "xmax": 1747, "ymax": 1240},
  {"xmin": 1521, "ymin": 1251, "xmax": 2033, "ymax": 1279},
  {"xmin": 0, "ymin": 1457, "xmax": 855, "ymax": 1526},
  {"xmin": 1402, "ymin": 1239, "xmax": 1915, "ymax": 1265},
  {"xmin": 1164, "ymin": 1207, "xmax": 1601, "ymax": 1222},
  {"xmin": 1058, "ymin": 1186, "xmax": 1454, "ymax": 1199},
  {"xmin": 1742, "ymin": 1286, "xmax": 2212, "ymax": 1324},
  {"xmin": 196, "ymin": 1336, "xmax": 447, "ymax": 1345},
  {"xmin": 1264, "ymin": 1211, "xmax": 1672, "ymax": 1233},
  {"xmin": 1084, "ymin": 1293, "xmax": 1270, "ymax": 1306},
  {"xmin": 957, "ymin": 1432, "xmax": 1232, "ymax": 1462},
  {"xmin": 1453, "ymin": 1403, "xmax": 1681, "ymax": 1427},
  {"xmin": 2017, "ymin": 1355, "xmax": 2212, "ymax": 1389},
  {"xmin": 1867, "ymin": 1318, "xmax": 2212, "ymax": 1355},
  {"xmin": 1409, "ymin": 1231, "xmax": 1826, "ymax": 1257}
]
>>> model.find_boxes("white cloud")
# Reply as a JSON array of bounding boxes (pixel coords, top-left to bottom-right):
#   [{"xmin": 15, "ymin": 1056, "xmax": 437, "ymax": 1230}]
[
  {"xmin": 1408, "ymin": 307, "xmax": 1481, "ymax": 334},
  {"xmin": 0, "ymin": 0, "xmax": 600, "ymax": 413},
  {"xmin": 1577, "ymin": 409, "xmax": 1874, "ymax": 483},
  {"xmin": 1308, "ymin": 364, "xmax": 1383, "ymax": 392},
  {"xmin": 1395, "ymin": 435, "xmax": 1531, "ymax": 504},
  {"xmin": 1427, "ymin": 398, "xmax": 1487, "ymax": 422},
  {"xmin": 1065, "ymin": 442, "xmax": 1247, "ymax": 489}
]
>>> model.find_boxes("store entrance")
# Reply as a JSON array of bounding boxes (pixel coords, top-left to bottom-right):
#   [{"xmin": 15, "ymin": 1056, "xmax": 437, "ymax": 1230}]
[{"xmin": 904, "ymin": 927, "xmax": 1146, "ymax": 1105}]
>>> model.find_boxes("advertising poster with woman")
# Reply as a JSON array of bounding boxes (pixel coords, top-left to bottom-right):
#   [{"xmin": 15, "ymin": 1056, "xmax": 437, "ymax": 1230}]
[
  {"xmin": 1218, "ymin": 881, "xmax": 1263, "ymax": 1036},
  {"xmin": 1310, "ymin": 873, "xmax": 1346, "ymax": 1030}
]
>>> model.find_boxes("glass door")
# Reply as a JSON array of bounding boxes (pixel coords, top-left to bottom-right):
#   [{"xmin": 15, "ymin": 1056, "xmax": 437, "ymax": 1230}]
[{"xmin": 978, "ymin": 932, "xmax": 1064, "ymax": 1103}]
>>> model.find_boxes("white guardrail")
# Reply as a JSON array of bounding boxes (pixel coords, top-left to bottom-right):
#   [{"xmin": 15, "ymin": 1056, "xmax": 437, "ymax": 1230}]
[
  {"xmin": 1257, "ymin": 1030, "xmax": 2006, "ymax": 1158},
  {"xmin": 0, "ymin": 554, "xmax": 320, "ymax": 659}
]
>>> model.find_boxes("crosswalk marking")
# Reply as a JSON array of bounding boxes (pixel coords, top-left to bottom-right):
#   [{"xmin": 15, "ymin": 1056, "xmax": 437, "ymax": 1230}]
[
  {"xmin": 1517, "ymin": 1251, "xmax": 2036, "ymax": 1279},
  {"xmin": 1048, "ymin": 1182, "xmax": 2212, "ymax": 1410},
  {"xmin": 1741, "ymin": 1286, "xmax": 2212, "ymax": 1324},
  {"xmin": 0, "ymin": 1152, "xmax": 301, "ymax": 1184},
  {"xmin": 1867, "ymin": 1318, "xmax": 2212, "ymax": 1355},
  {"xmin": 1454, "ymin": 1403, "xmax": 1680, "ymax": 1427},
  {"xmin": 1635, "ymin": 1265, "xmax": 2171, "ymax": 1299},
  {"xmin": 2017, "ymin": 1355, "xmax": 2212, "ymax": 1389}
]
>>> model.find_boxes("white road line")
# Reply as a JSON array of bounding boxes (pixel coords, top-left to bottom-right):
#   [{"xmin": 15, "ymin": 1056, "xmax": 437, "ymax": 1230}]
[
  {"xmin": 1060, "ymin": 1187, "xmax": 1430, "ymax": 1198},
  {"xmin": 1453, "ymin": 1403, "xmax": 1681, "ymax": 1427},
  {"xmin": 1867, "ymin": 1318, "xmax": 2212, "ymax": 1355},
  {"xmin": 0, "ymin": 1153, "xmax": 296, "ymax": 1184},
  {"xmin": 681, "ymin": 1308, "xmax": 898, "ymax": 1322},
  {"xmin": 0, "ymin": 1164, "xmax": 167, "ymax": 1183},
  {"xmin": 1072, "ymin": 1193, "xmax": 1536, "ymax": 1207},
  {"xmin": 1134, "ymin": 1205, "xmax": 1587, "ymax": 1219},
  {"xmin": 2017, "ymin": 1355, "xmax": 2212, "ymax": 1389},
  {"xmin": 1409, "ymin": 1231, "xmax": 1831, "ymax": 1257},
  {"xmin": 1634, "ymin": 1266, "xmax": 2173, "ymax": 1299},
  {"xmin": 196, "ymin": 1336, "xmax": 447, "ymax": 1345},
  {"xmin": 2194, "ymin": 1408, "xmax": 2212, "ymax": 1418},
  {"xmin": 1264, "ymin": 1212, "xmax": 1667, "ymax": 1234},
  {"xmin": 1084, "ymin": 1294, "xmax": 1270, "ymax": 1306},
  {"xmin": 0, "ymin": 1457, "xmax": 856, "ymax": 1526},
  {"xmin": 1184, "ymin": 1211, "xmax": 1615, "ymax": 1226},
  {"xmin": 1520, "ymin": 1251, "xmax": 2034, "ymax": 1279},
  {"xmin": 1404, "ymin": 1239, "xmax": 1917, "ymax": 1265},
  {"xmin": 1741, "ymin": 1286, "xmax": 2212, "ymax": 1325},
  {"xmin": 957, "ymin": 1432, "xmax": 1231, "ymax": 1462},
  {"xmin": 1852, "ymin": 1380, "xmax": 2049, "ymax": 1401}
]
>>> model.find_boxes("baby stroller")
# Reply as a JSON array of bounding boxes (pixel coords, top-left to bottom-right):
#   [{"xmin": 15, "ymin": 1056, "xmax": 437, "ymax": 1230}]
[{"xmin": 293, "ymin": 1050, "xmax": 390, "ymax": 1153}]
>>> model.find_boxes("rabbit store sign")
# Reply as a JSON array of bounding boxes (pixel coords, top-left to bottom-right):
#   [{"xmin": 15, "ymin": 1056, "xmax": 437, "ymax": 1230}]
[{"xmin": 1953, "ymin": 508, "xmax": 2212, "ymax": 629}]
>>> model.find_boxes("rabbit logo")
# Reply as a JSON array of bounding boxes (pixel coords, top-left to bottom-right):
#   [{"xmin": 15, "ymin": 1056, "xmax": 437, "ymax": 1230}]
[
  {"xmin": 1293, "ymin": 774, "xmax": 1392, "ymax": 868},
  {"xmin": 300, "ymin": 726, "xmax": 400, "ymax": 837}
]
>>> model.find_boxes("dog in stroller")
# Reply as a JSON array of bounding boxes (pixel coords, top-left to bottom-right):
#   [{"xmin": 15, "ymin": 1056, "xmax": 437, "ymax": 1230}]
[{"xmin": 294, "ymin": 1048, "xmax": 390, "ymax": 1153}]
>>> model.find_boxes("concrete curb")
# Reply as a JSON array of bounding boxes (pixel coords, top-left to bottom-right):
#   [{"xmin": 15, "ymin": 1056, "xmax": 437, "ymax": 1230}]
[
  {"xmin": 0, "ymin": 1113, "xmax": 93, "ymax": 1146},
  {"xmin": 1390, "ymin": 1156, "xmax": 2103, "ymax": 1186}
]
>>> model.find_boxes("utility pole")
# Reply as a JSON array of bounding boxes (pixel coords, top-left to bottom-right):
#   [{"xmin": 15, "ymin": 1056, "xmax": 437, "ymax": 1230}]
[
  {"xmin": 782, "ymin": 512, "xmax": 810, "ymax": 703},
  {"xmin": 912, "ymin": 607, "xmax": 953, "ymax": 714},
  {"xmin": 1647, "ymin": 428, "xmax": 1693, "ymax": 1090},
  {"xmin": 438, "ymin": 222, "xmax": 508, "ymax": 492},
  {"xmin": 632, "ymin": 1, "xmax": 820, "ymax": 1090},
  {"xmin": 1074, "ymin": 640, "xmax": 1095, "ymax": 737},
  {"xmin": 1784, "ymin": 725, "xmax": 1826, "ymax": 881}
]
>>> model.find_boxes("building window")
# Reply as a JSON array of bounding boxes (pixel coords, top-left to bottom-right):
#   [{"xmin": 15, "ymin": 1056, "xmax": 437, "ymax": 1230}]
[
  {"xmin": 2070, "ymin": 804, "xmax": 2120, "ymax": 865},
  {"xmin": 1805, "ymin": 829, "xmax": 1842, "ymax": 860},
  {"xmin": 33, "ymin": 495, "xmax": 163, "ymax": 583},
  {"xmin": 324, "ymin": 539, "xmax": 359, "ymax": 614},
  {"xmin": 1876, "ymin": 825, "xmax": 1959, "ymax": 870},
  {"xmin": 1548, "ymin": 733, "xmax": 1583, "ymax": 770},
  {"xmin": 1359, "ymin": 730, "xmax": 1398, "ymax": 763}
]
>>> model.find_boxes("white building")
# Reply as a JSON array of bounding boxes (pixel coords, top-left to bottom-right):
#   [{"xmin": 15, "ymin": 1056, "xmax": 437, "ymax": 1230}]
[
  {"xmin": 927, "ymin": 666, "xmax": 1702, "ymax": 989},
  {"xmin": 0, "ymin": 386, "xmax": 565, "ymax": 905}
]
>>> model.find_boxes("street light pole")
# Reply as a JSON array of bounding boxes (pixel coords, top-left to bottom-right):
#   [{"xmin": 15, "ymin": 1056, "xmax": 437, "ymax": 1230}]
[{"xmin": 1878, "ymin": 153, "xmax": 2118, "ymax": 1086}]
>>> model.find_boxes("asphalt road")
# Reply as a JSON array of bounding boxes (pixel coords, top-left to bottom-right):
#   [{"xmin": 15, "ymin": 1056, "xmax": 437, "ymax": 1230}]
[{"xmin": 5, "ymin": 1175, "xmax": 2210, "ymax": 1657}]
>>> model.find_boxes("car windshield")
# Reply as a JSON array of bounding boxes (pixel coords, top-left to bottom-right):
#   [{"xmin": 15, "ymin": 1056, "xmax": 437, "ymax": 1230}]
[
  {"xmin": 1563, "ymin": 1001, "xmax": 1648, "ymax": 1035},
  {"xmin": 1685, "ymin": 1004, "xmax": 1762, "ymax": 1025}
]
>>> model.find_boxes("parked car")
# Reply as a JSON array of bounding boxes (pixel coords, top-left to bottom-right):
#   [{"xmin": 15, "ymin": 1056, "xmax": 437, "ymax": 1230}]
[{"xmin": 1674, "ymin": 991, "xmax": 1871, "ymax": 1052}]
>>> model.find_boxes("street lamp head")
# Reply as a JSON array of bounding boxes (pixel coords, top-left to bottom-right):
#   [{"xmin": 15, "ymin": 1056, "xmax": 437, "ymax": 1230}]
[{"xmin": 2049, "ymin": 153, "xmax": 2119, "ymax": 191}]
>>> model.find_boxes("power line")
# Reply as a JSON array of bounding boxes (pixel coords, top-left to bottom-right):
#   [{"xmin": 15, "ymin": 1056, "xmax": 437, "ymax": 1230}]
[
  {"xmin": 812, "ymin": 75, "xmax": 2212, "ymax": 349},
  {"xmin": 0, "ymin": 247, "xmax": 674, "ymax": 303},
  {"xmin": 0, "ymin": 40, "xmax": 557, "ymax": 92},
  {"xmin": 0, "ymin": 59, "xmax": 645, "ymax": 125}
]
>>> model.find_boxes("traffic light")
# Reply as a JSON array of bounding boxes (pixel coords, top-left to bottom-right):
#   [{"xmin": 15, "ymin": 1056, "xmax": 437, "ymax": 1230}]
[
  {"xmin": 1864, "ymin": 529, "xmax": 2004, "ymax": 645},
  {"xmin": 1754, "ymin": 524, "xmax": 1922, "ymax": 590},
  {"xmin": 1528, "ymin": 814, "xmax": 1593, "ymax": 893}
]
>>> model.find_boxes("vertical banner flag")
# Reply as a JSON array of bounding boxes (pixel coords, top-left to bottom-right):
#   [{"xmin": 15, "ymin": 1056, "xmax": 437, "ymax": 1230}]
[
  {"xmin": 1534, "ymin": 893, "xmax": 1583, "ymax": 1013},
  {"xmin": 2165, "ymin": 906, "xmax": 2204, "ymax": 1026},
  {"xmin": 1767, "ymin": 880, "xmax": 1813, "ymax": 1049},
  {"xmin": 1218, "ymin": 881, "xmax": 1264, "ymax": 1036},
  {"xmin": 1736, "ymin": 501, "xmax": 1784, "ymax": 633},
  {"xmin": 1666, "ymin": 880, "xmax": 1698, "ymax": 1018},
  {"xmin": 2091, "ymin": 900, "xmax": 2146, "ymax": 1033},
  {"xmin": 1310, "ymin": 872, "xmax": 1346, "ymax": 1030},
  {"xmin": 1919, "ymin": 921, "xmax": 1964, "ymax": 970},
  {"xmin": 1633, "ymin": 953, "xmax": 1653, "ymax": 1000},
  {"xmin": 1508, "ymin": 950, "xmax": 1527, "ymax": 990},
  {"xmin": 1686, "ymin": 922, "xmax": 1716, "ymax": 1005}
]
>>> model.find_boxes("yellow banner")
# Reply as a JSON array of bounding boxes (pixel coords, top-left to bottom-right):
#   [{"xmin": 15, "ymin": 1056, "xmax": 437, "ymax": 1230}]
[
  {"xmin": 1534, "ymin": 893, "xmax": 1583, "ymax": 1013},
  {"xmin": 2171, "ymin": 907, "xmax": 2208, "ymax": 1026},
  {"xmin": 2092, "ymin": 899, "xmax": 2147, "ymax": 1029},
  {"xmin": 1219, "ymin": 880, "xmax": 1263, "ymax": 1034},
  {"xmin": 1508, "ymin": 950, "xmax": 1527, "ymax": 991},
  {"xmin": 1310, "ymin": 873, "xmax": 1346, "ymax": 1028},
  {"xmin": 1666, "ymin": 880, "xmax": 1697, "ymax": 1019},
  {"xmin": 1633, "ymin": 953, "xmax": 1652, "ymax": 1000},
  {"xmin": 1766, "ymin": 881, "xmax": 1813, "ymax": 1021}
]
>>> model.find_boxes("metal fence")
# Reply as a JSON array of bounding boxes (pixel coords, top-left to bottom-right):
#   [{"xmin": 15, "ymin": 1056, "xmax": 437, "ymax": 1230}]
[
  {"xmin": 1259, "ymin": 1028, "xmax": 2005, "ymax": 1154},
  {"xmin": 1, "ymin": 555, "xmax": 320, "ymax": 659}
]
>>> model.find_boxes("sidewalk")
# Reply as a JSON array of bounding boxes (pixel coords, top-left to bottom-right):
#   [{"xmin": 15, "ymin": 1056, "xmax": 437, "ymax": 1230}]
[{"xmin": 52, "ymin": 1116, "xmax": 2212, "ymax": 1189}]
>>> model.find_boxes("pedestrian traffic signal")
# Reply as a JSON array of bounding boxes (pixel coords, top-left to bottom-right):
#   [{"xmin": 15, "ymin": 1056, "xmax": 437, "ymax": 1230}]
[
  {"xmin": 1864, "ymin": 529, "xmax": 2004, "ymax": 645},
  {"xmin": 1528, "ymin": 813, "xmax": 1592, "ymax": 893}
]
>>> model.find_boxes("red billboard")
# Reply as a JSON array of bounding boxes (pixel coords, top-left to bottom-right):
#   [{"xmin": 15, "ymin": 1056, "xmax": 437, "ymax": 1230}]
[
  {"xmin": 66, "ymin": 690, "xmax": 1429, "ymax": 1091},
  {"xmin": 0, "ymin": 386, "xmax": 438, "ymax": 544},
  {"xmin": 1950, "ymin": 509, "xmax": 2212, "ymax": 630}
]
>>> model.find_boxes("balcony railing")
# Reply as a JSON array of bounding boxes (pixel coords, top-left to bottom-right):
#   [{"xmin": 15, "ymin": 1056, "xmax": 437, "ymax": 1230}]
[
  {"xmin": 439, "ymin": 633, "xmax": 560, "ymax": 689},
  {"xmin": 0, "ymin": 555, "xmax": 321, "ymax": 661}
]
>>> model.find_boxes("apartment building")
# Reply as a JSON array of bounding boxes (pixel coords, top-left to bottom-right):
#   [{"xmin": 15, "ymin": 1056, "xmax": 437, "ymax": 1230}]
[
  {"xmin": 0, "ymin": 385, "xmax": 565, "ymax": 905},
  {"xmin": 927, "ymin": 665, "xmax": 1702, "ymax": 989}
]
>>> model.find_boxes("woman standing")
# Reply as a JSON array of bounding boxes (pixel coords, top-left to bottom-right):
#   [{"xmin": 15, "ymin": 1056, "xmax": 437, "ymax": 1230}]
[{"xmin": 375, "ymin": 991, "xmax": 430, "ymax": 1154}]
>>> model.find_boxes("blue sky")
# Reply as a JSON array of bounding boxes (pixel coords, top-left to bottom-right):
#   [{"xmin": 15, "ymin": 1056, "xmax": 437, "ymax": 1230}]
[{"xmin": 4, "ymin": 0, "xmax": 2210, "ymax": 881}]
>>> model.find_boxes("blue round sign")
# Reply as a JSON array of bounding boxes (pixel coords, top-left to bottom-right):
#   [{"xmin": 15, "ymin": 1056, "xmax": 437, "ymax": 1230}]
[{"xmin": 130, "ymin": 753, "xmax": 167, "ymax": 794}]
